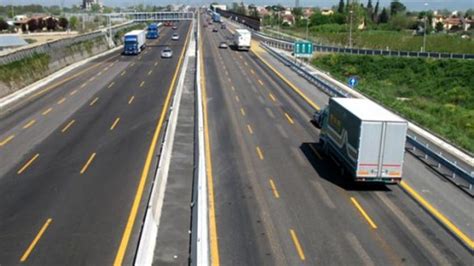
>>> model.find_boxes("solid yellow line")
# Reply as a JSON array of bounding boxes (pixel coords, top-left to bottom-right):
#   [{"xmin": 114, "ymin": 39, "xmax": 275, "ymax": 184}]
[
  {"xmin": 269, "ymin": 179, "xmax": 280, "ymax": 198},
  {"xmin": 0, "ymin": 134, "xmax": 15, "ymax": 146},
  {"xmin": 108, "ymin": 82, "xmax": 115, "ymax": 88},
  {"xmin": 19, "ymin": 218, "xmax": 52, "ymax": 262},
  {"xmin": 251, "ymin": 44, "xmax": 320, "ymax": 111},
  {"xmin": 148, "ymin": 70, "xmax": 153, "ymax": 76},
  {"xmin": 42, "ymin": 107, "xmax": 53, "ymax": 115},
  {"xmin": 80, "ymin": 152, "xmax": 96, "ymax": 174},
  {"xmin": 258, "ymin": 79, "xmax": 264, "ymax": 86},
  {"xmin": 269, "ymin": 93, "xmax": 276, "ymax": 102},
  {"xmin": 140, "ymin": 81, "xmax": 145, "ymax": 87},
  {"xmin": 110, "ymin": 117, "xmax": 120, "ymax": 130},
  {"xmin": 240, "ymin": 108, "xmax": 246, "ymax": 116},
  {"xmin": 121, "ymin": 71, "xmax": 126, "ymax": 76},
  {"xmin": 284, "ymin": 112, "xmax": 294, "ymax": 124},
  {"xmin": 247, "ymin": 124, "xmax": 253, "ymax": 135},
  {"xmin": 89, "ymin": 97, "xmax": 99, "ymax": 106},
  {"xmin": 70, "ymin": 89, "xmax": 78, "ymax": 96},
  {"xmin": 128, "ymin": 96, "xmax": 135, "ymax": 105},
  {"xmin": 290, "ymin": 229, "xmax": 306, "ymax": 261},
  {"xmin": 22, "ymin": 119, "xmax": 36, "ymax": 129},
  {"xmin": 57, "ymin": 97, "xmax": 66, "ymax": 105},
  {"xmin": 400, "ymin": 181, "xmax": 474, "ymax": 249},
  {"xmin": 351, "ymin": 197, "xmax": 378, "ymax": 229},
  {"xmin": 17, "ymin": 153, "xmax": 39, "ymax": 174},
  {"xmin": 235, "ymin": 96, "xmax": 240, "ymax": 102},
  {"xmin": 199, "ymin": 19, "xmax": 221, "ymax": 266},
  {"xmin": 61, "ymin": 119, "xmax": 75, "ymax": 133},
  {"xmin": 113, "ymin": 22, "xmax": 193, "ymax": 266},
  {"xmin": 256, "ymin": 146, "xmax": 264, "ymax": 160}
]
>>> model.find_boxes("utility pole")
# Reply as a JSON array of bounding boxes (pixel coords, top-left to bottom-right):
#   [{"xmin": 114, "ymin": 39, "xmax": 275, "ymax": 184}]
[{"xmin": 305, "ymin": 17, "xmax": 309, "ymax": 41}]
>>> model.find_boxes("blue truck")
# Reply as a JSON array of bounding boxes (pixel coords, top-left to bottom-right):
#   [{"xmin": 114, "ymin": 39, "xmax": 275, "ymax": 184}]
[
  {"xmin": 123, "ymin": 30, "xmax": 146, "ymax": 55},
  {"xmin": 146, "ymin": 23, "xmax": 159, "ymax": 39}
]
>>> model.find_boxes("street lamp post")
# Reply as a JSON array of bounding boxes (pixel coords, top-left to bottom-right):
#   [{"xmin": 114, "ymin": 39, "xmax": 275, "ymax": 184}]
[
  {"xmin": 422, "ymin": 2, "xmax": 429, "ymax": 52},
  {"xmin": 305, "ymin": 16, "xmax": 309, "ymax": 41}
]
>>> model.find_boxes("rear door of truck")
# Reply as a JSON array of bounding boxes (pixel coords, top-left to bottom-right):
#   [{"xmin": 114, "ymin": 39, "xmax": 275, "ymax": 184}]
[{"xmin": 380, "ymin": 122, "xmax": 407, "ymax": 181}]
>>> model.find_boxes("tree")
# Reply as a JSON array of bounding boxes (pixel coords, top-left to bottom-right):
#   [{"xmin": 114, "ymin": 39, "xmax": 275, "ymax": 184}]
[
  {"xmin": 91, "ymin": 4, "xmax": 101, "ymax": 13},
  {"xmin": 0, "ymin": 18, "xmax": 9, "ymax": 31},
  {"xmin": 37, "ymin": 17, "xmax": 45, "ymax": 31},
  {"xmin": 27, "ymin": 19, "xmax": 39, "ymax": 32},
  {"xmin": 209, "ymin": 2, "xmax": 218, "ymax": 10},
  {"xmin": 373, "ymin": 0, "xmax": 379, "ymax": 21},
  {"xmin": 389, "ymin": 14, "xmax": 410, "ymax": 30},
  {"xmin": 390, "ymin": 0, "xmax": 406, "ymax": 16},
  {"xmin": 435, "ymin": 22, "xmax": 444, "ymax": 32},
  {"xmin": 367, "ymin": 0, "xmax": 373, "ymax": 9},
  {"xmin": 69, "ymin": 16, "xmax": 78, "ymax": 30},
  {"xmin": 338, "ymin": 0, "xmax": 344, "ymax": 13},
  {"xmin": 379, "ymin": 7, "xmax": 389, "ymax": 23},
  {"xmin": 58, "ymin": 17, "xmax": 68, "ymax": 29},
  {"xmin": 292, "ymin": 7, "xmax": 303, "ymax": 19},
  {"xmin": 46, "ymin": 17, "xmax": 57, "ymax": 31},
  {"xmin": 366, "ymin": 0, "xmax": 373, "ymax": 22}
]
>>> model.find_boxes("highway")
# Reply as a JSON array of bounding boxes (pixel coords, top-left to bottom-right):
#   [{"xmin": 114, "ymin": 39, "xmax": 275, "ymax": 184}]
[
  {"xmin": 200, "ymin": 15, "xmax": 473, "ymax": 265},
  {"xmin": 0, "ymin": 21, "xmax": 191, "ymax": 265}
]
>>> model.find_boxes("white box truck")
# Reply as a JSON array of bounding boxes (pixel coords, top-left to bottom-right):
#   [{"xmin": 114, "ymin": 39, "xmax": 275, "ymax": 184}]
[
  {"xmin": 314, "ymin": 98, "xmax": 408, "ymax": 183},
  {"xmin": 233, "ymin": 29, "xmax": 251, "ymax": 51},
  {"xmin": 123, "ymin": 30, "xmax": 146, "ymax": 55}
]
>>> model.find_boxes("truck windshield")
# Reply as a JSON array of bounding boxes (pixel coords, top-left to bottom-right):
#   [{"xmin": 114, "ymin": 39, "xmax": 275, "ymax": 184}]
[{"xmin": 125, "ymin": 41, "xmax": 137, "ymax": 46}]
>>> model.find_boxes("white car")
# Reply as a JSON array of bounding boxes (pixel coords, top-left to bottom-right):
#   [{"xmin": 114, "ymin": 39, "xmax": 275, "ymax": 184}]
[
  {"xmin": 171, "ymin": 33, "xmax": 180, "ymax": 40},
  {"xmin": 161, "ymin": 47, "xmax": 173, "ymax": 58},
  {"xmin": 218, "ymin": 41, "xmax": 228, "ymax": 49}
]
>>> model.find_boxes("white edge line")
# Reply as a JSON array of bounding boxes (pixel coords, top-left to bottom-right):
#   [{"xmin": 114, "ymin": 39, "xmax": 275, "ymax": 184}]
[
  {"xmin": 134, "ymin": 19, "xmax": 195, "ymax": 266},
  {"xmin": 196, "ymin": 15, "xmax": 210, "ymax": 266}
]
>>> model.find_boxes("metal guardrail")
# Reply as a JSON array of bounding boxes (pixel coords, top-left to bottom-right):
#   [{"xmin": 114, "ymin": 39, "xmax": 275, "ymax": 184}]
[
  {"xmin": 260, "ymin": 31, "xmax": 474, "ymax": 60},
  {"xmin": 260, "ymin": 41, "xmax": 474, "ymax": 195}
]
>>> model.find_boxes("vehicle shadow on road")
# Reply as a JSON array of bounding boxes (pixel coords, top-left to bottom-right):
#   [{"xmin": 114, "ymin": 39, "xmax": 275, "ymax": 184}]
[{"xmin": 300, "ymin": 142, "xmax": 391, "ymax": 192}]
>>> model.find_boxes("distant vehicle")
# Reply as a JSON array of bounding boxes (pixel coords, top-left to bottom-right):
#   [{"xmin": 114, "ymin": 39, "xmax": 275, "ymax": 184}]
[
  {"xmin": 218, "ymin": 41, "xmax": 228, "ymax": 49},
  {"xmin": 146, "ymin": 23, "xmax": 159, "ymax": 39},
  {"xmin": 172, "ymin": 25, "xmax": 178, "ymax": 30},
  {"xmin": 233, "ymin": 29, "xmax": 251, "ymax": 51},
  {"xmin": 313, "ymin": 98, "xmax": 408, "ymax": 184},
  {"xmin": 212, "ymin": 12, "xmax": 221, "ymax": 23},
  {"xmin": 164, "ymin": 21, "xmax": 172, "ymax": 27},
  {"xmin": 221, "ymin": 24, "xmax": 226, "ymax": 29},
  {"xmin": 171, "ymin": 33, "xmax": 180, "ymax": 40},
  {"xmin": 123, "ymin": 30, "xmax": 146, "ymax": 55},
  {"xmin": 212, "ymin": 28, "xmax": 218, "ymax": 32},
  {"xmin": 203, "ymin": 24, "xmax": 208, "ymax": 28},
  {"xmin": 161, "ymin": 47, "xmax": 173, "ymax": 58}
]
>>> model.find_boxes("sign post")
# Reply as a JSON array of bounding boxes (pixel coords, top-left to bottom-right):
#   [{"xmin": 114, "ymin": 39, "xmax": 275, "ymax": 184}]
[
  {"xmin": 348, "ymin": 76, "xmax": 358, "ymax": 88},
  {"xmin": 293, "ymin": 41, "xmax": 313, "ymax": 58}
]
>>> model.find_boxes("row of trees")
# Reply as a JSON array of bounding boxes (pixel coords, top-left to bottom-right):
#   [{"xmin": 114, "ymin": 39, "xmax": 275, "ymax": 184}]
[{"xmin": 0, "ymin": 16, "xmax": 69, "ymax": 32}]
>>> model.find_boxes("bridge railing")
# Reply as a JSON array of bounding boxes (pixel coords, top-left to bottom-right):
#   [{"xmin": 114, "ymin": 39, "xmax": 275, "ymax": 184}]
[{"xmin": 104, "ymin": 12, "xmax": 194, "ymax": 22}]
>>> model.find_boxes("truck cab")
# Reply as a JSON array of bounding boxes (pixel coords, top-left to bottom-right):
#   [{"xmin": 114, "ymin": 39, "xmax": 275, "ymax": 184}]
[{"xmin": 146, "ymin": 23, "xmax": 159, "ymax": 39}]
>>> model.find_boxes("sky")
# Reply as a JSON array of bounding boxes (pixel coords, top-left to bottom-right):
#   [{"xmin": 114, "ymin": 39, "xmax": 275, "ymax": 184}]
[{"xmin": 2, "ymin": 0, "xmax": 473, "ymax": 11}]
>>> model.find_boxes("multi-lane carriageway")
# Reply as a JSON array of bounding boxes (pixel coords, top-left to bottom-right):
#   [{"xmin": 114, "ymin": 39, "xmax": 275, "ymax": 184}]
[
  {"xmin": 200, "ymin": 14, "xmax": 473, "ymax": 265},
  {"xmin": 0, "ymin": 22, "xmax": 191, "ymax": 264},
  {"xmin": 0, "ymin": 13, "xmax": 471, "ymax": 265}
]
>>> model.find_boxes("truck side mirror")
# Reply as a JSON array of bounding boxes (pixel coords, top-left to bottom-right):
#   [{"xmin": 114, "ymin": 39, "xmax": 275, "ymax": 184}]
[{"xmin": 312, "ymin": 110, "xmax": 322, "ymax": 129}]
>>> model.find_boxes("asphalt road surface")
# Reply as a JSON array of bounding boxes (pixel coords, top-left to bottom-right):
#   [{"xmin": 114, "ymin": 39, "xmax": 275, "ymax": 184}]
[
  {"xmin": 200, "ymin": 16, "xmax": 472, "ymax": 265},
  {"xmin": 0, "ymin": 21, "xmax": 191, "ymax": 265}
]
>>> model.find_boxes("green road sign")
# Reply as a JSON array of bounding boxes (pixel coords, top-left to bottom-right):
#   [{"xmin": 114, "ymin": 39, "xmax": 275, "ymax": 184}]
[{"xmin": 293, "ymin": 41, "xmax": 313, "ymax": 57}]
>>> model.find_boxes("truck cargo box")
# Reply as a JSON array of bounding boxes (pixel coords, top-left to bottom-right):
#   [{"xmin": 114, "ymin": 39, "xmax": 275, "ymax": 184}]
[{"xmin": 318, "ymin": 98, "xmax": 408, "ymax": 183}]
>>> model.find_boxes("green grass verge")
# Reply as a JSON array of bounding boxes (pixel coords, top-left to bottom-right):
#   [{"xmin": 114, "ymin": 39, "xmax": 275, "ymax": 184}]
[
  {"xmin": 277, "ymin": 27, "xmax": 474, "ymax": 54},
  {"xmin": 0, "ymin": 53, "xmax": 50, "ymax": 86},
  {"xmin": 311, "ymin": 54, "xmax": 474, "ymax": 153}
]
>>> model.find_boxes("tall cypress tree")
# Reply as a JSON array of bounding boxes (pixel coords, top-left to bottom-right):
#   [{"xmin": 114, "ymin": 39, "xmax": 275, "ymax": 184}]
[
  {"xmin": 373, "ymin": 0, "xmax": 380, "ymax": 22},
  {"xmin": 367, "ymin": 0, "xmax": 373, "ymax": 9},
  {"xmin": 338, "ymin": 0, "xmax": 345, "ymax": 13},
  {"xmin": 379, "ymin": 7, "xmax": 389, "ymax": 23}
]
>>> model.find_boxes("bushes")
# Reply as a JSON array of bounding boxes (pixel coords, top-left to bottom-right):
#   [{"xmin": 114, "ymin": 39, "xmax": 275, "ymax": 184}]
[
  {"xmin": 0, "ymin": 53, "xmax": 50, "ymax": 85},
  {"xmin": 312, "ymin": 54, "xmax": 474, "ymax": 152}
]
